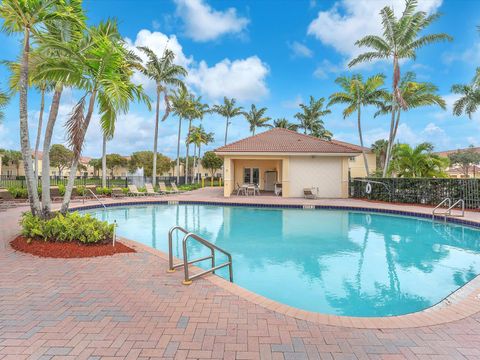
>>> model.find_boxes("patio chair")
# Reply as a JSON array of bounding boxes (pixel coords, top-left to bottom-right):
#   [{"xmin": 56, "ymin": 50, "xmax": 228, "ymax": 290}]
[
  {"xmin": 246, "ymin": 183, "xmax": 260, "ymax": 196},
  {"xmin": 236, "ymin": 183, "xmax": 246, "ymax": 196},
  {"xmin": 158, "ymin": 182, "xmax": 177, "ymax": 194},
  {"xmin": 171, "ymin": 182, "xmax": 185, "ymax": 193},
  {"xmin": 274, "ymin": 183, "xmax": 282, "ymax": 196},
  {"xmin": 128, "ymin": 184, "xmax": 146, "ymax": 196},
  {"xmin": 303, "ymin": 188, "xmax": 317, "ymax": 199},
  {"xmin": 111, "ymin": 187, "xmax": 125, "ymax": 197},
  {"xmin": 145, "ymin": 183, "xmax": 163, "ymax": 196}
]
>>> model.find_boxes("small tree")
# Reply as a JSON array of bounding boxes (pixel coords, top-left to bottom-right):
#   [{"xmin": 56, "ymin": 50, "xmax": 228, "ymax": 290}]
[
  {"xmin": 105, "ymin": 154, "xmax": 128, "ymax": 177},
  {"xmin": 448, "ymin": 146, "xmax": 480, "ymax": 177},
  {"xmin": 49, "ymin": 144, "xmax": 73, "ymax": 177},
  {"xmin": 88, "ymin": 158, "xmax": 102, "ymax": 177},
  {"xmin": 129, "ymin": 151, "xmax": 171, "ymax": 177},
  {"xmin": 201, "ymin": 151, "xmax": 223, "ymax": 178},
  {"xmin": 0, "ymin": 149, "xmax": 22, "ymax": 175}
]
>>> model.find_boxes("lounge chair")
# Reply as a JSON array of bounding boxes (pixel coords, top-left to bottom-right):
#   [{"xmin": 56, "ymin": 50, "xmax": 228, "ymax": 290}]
[
  {"xmin": 171, "ymin": 182, "xmax": 184, "ymax": 193},
  {"xmin": 274, "ymin": 183, "xmax": 282, "ymax": 196},
  {"xmin": 145, "ymin": 183, "xmax": 163, "ymax": 196},
  {"xmin": 128, "ymin": 184, "xmax": 146, "ymax": 196},
  {"xmin": 111, "ymin": 187, "xmax": 125, "ymax": 197},
  {"xmin": 158, "ymin": 182, "xmax": 176, "ymax": 194},
  {"xmin": 304, "ymin": 188, "xmax": 317, "ymax": 199}
]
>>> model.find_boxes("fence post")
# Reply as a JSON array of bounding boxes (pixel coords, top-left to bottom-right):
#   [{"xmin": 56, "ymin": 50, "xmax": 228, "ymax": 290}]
[{"xmin": 125, "ymin": 177, "xmax": 128, "ymax": 188}]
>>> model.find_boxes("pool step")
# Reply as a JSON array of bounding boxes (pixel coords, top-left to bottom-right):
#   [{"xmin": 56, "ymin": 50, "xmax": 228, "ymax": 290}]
[
  {"xmin": 168, "ymin": 200, "xmax": 179, "ymax": 205},
  {"xmin": 303, "ymin": 205, "xmax": 315, "ymax": 209}
]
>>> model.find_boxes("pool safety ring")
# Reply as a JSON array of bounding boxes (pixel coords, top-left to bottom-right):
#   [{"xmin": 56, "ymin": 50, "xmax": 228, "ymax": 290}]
[{"xmin": 365, "ymin": 182, "xmax": 372, "ymax": 194}]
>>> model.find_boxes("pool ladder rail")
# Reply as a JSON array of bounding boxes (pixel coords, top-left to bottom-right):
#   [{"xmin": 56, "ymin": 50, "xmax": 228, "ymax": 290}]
[
  {"xmin": 432, "ymin": 198, "xmax": 465, "ymax": 221},
  {"xmin": 167, "ymin": 226, "xmax": 233, "ymax": 285}
]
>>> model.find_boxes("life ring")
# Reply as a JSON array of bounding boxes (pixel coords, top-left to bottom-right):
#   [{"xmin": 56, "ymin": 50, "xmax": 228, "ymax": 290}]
[{"xmin": 365, "ymin": 182, "xmax": 372, "ymax": 194}]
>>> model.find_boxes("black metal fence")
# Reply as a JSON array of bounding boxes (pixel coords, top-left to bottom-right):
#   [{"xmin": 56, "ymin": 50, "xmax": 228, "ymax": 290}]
[
  {"xmin": 350, "ymin": 177, "xmax": 480, "ymax": 209},
  {"xmin": 0, "ymin": 175, "xmax": 220, "ymax": 189}
]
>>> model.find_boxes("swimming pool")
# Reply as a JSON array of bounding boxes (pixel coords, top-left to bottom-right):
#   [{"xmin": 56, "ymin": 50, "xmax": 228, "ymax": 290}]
[{"xmin": 82, "ymin": 203, "xmax": 480, "ymax": 317}]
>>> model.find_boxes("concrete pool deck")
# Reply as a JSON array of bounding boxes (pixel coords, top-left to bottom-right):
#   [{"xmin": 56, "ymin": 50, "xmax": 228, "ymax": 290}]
[{"xmin": 1, "ymin": 187, "xmax": 480, "ymax": 359}]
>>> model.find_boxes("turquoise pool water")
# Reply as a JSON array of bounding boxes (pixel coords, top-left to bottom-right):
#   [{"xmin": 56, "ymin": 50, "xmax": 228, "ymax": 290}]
[{"xmin": 82, "ymin": 204, "xmax": 480, "ymax": 317}]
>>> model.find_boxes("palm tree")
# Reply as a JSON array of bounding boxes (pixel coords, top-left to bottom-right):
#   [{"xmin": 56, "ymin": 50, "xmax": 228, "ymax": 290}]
[
  {"xmin": 452, "ymin": 68, "xmax": 480, "ymax": 119},
  {"xmin": 0, "ymin": 0, "xmax": 83, "ymax": 215},
  {"xmin": 328, "ymin": 74, "xmax": 387, "ymax": 175},
  {"xmin": 243, "ymin": 104, "xmax": 271, "ymax": 135},
  {"xmin": 212, "ymin": 97, "xmax": 243, "ymax": 145},
  {"xmin": 294, "ymin": 96, "xmax": 332, "ymax": 139},
  {"xmin": 48, "ymin": 21, "xmax": 149, "ymax": 213},
  {"xmin": 375, "ymin": 72, "xmax": 446, "ymax": 176},
  {"xmin": 272, "ymin": 118, "xmax": 299, "ymax": 131},
  {"xmin": 349, "ymin": 0, "xmax": 451, "ymax": 177},
  {"xmin": 138, "ymin": 47, "xmax": 187, "ymax": 186},
  {"xmin": 170, "ymin": 87, "xmax": 192, "ymax": 184},
  {"xmin": 371, "ymin": 139, "xmax": 389, "ymax": 173},
  {"xmin": 188, "ymin": 125, "xmax": 214, "ymax": 182},
  {"xmin": 0, "ymin": 88, "xmax": 9, "ymax": 123},
  {"xmin": 389, "ymin": 142, "xmax": 449, "ymax": 178},
  {"xmin": 185, "ymin": 96, "xmax": 209, "ymax": 184}
]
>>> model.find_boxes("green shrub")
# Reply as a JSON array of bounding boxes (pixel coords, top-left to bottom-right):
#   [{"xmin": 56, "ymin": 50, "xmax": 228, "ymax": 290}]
[
  {"xmin": 7, "ymin": 186, "xmax": 28, "ymax": 198},
  {"xmin": 21, "ymin": 212, "xmax": 114, "ymax": 244},
  {"xmin": 95, "ymin": 187, "xmax": 112, "ymax": 195},
  {"xmin": 76, "ymin": 185, "xmax": 86, "ymax": 196},
  {"xmin": 58, "ymin": 184, "xmax": 66, "ymax": 196},
  {"xmin": 121, "ymin": 187, "xmax": 129, "ymax": 195}
]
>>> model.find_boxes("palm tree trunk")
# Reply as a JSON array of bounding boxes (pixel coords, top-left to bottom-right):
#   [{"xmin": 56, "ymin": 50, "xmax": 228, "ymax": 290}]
[
  {"xmin": 252, "ymin": 126, "xmax": 256, "ymax": 136},
  {"xmin": 357, "ymin": 106, "xmax": 369, "ymax": 176},
  {"xmin": 224, "ymin": 116, "xmax": 229, "ymax": 145},
  {"xmin": 382, "ymin": 107, "xmax": 397, "ymax": 177},
  {"xmin": 391, "ymin": 110, "xmax": 401, "ymax": 145},
  {"xmin": 192, "ymin": 143, "xmax": 197, "ymax": 183},
  {"xmin": 34, "ymin": 86, "xmax": 46, "ymax": 180},
  {"xmin": 19, "ymin": 28, "xmax": 41, "ymax": 215},
  {"xmin": 41, "ymin": 87, "xmax": 63, "ymax": 217},
  {"xmin": 383, "ymin": 109, "xmax": 401, "ymax": 177},
  {"xmin": 61, "ymin": 90, "xmax": 97, "ymax": 214},
  {"xmin": 101, "ymin": 135, "xmax": 107, "ymax": 188},
  {"xmin": 152, "ymin": 90, "xmax": 160, "ymax": 186},
  {"xmin": 176, "ymin": 117, "xmax": 182, "ymax": 185},
  {"xmin": 185, "ymin": 119, "xmax": 192, "ymax": 184}
]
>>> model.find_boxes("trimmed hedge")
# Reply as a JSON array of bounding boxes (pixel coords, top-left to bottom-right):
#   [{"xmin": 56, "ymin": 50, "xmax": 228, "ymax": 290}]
[
  {"xmin": 21, "ymin": 212, "xmax": 114, "ymax": 244},
  {"xmin": 350, "ymin": 177, "xmax": 480, "ymax": 209}
]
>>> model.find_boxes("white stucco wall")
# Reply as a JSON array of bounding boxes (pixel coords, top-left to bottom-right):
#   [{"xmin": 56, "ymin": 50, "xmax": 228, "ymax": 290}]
[{"xmin": 288, "ymin": 156, "xmax": 343, "ymax": 198}]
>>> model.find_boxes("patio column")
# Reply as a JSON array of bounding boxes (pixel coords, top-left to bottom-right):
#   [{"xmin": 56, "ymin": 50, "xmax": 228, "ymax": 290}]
[
  {"xmin": 281, "ymin": 157, "xmax": 290, "ymax": 197},
  {"xmin": 341, "ymin": 157, "xmax": 349, "ymax": 198},
  {"xmin": 223, "ymin": 157, "xmax": 233, "ymax": 197}
]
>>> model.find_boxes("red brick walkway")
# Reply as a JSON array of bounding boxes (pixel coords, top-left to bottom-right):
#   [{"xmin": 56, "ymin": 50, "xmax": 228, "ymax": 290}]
[{"xmin": 1, "ymin": 198, "xmax": 480, "ymax": 359}]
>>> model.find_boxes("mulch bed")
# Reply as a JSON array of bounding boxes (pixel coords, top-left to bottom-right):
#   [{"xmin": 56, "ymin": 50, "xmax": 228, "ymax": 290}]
[{"xmin": 10, "ymin": 236, "xmax": 136, "ymax": 258}]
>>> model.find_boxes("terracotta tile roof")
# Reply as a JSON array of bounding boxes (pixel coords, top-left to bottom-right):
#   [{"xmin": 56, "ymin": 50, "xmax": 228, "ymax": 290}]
[
  {"xmin": 330, "ymin": 139, "xmax": 372, "ymax": 153},
  {"xmin": 215, "ymin": 128, "xmax": 361, "ymax": 154},
  {"xmin": 436, "ymin": 147, "xmax": 480, "ymax": 157}
]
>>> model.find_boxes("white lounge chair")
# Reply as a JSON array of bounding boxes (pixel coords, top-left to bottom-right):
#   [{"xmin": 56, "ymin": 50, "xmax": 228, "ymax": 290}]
[
  {"xmin": 128, "ymin": 184, "xmax": 146, "ymax": 196},
  {"xmin": 158, "ymin": 182, "xmax": 176, "ymax": 194},
  {"xmin": 145, "ymin": 183, "xmax": 162, "ymax": 196}
]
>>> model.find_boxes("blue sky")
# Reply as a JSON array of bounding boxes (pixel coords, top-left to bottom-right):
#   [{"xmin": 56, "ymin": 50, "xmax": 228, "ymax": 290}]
[{"xmin": 1, "ymin": 0, "xmax": 480, "ymax": 158}]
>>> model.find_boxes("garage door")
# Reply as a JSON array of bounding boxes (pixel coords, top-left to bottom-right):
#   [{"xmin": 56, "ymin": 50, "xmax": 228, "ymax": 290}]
[{"xmin": 289, "ymin": 157, "xmax": 343, "ymax": 198}]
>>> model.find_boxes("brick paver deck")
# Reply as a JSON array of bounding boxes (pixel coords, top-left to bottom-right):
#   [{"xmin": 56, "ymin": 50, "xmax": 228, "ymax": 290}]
[{"xmin": 1, "ymin": 188, "xmax": 480, "ymax": 359}]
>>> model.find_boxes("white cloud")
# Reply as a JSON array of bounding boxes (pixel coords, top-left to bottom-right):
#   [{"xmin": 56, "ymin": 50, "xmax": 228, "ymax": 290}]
[
  {"xmin": 281, "ymin": 95, "xmax": 303, "ymax": 109},
  {"xmin": 288, "ymin": 41, "xmax": 313, "ymax": 58},
  {"xmin": 187, "ymin": 56, "xmax": 269, "ymax": 102},
  {"xmin": 313, "ymin": 59, "xmax": 343, "ymax": 79},
  {"xmin": 307, "ymin": 0, "xmax": 443, "ymax": 61},
  {"xmin": 174, "ymin": 0, "xmax": 249, "ymax": 42},
  {"xmin": 443, "ymin": 42, "xmax": 480, "ymax": 65}
]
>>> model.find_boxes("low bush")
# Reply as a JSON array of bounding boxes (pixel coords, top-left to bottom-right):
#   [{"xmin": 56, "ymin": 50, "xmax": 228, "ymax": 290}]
[
  {"xmin": 121, "ymin": 187, "xmax": 129, "ymax": 195},
  {"xmin": 96, "ymin": 187, "xmax": 112, "ymax": 195},
  {"xmin": 21, "ymin": 212, "xmax": 114, "ymax": 244},
  {"xmin": 7, "ymin": 186, "xmax": 28, "ymax": 198},
  {"xmin": 58, "ymin": 183, "xmax": 66, "ymax": 196},
  {"xmin": 76, "ymin": 185, "xmax": 87, "ymax": 196},
  {"xmin": 177, "ymin": 183, "xmax": 202, "ymax": 191}
]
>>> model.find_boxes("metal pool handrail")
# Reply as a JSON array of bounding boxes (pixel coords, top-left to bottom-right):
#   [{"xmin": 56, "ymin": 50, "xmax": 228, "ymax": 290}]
[
  {"xmin": 432, "ymin": 197, "xmax": 451, "ymax": 220},
  {"xmin": 167, "ymin": 226, "xmax": 233, "ymax": 285},
  {"xmin": 83, "ymin": 188, "xmax": 107, "ymax": 210}
]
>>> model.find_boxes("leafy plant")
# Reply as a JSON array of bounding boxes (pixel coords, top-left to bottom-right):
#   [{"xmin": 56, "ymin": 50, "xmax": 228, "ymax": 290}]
[
  {"xmin": 7, "ymin": 186, "xmax": 28, "ymax": 198},
  {"xmin": 21, "ymin": 212, "xmax": 114, "ymax": 244}
]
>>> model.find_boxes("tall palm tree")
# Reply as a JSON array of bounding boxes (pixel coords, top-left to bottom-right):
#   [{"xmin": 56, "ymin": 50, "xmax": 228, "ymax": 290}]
[
  {"xmin": 188, "ymin": 125, "xmax": 214, "ymax": 182},
  {"xmin": 138, "ymin": 47, "xmax": 187, "ymax": 186},
  {"xmin": 0, "ymin": 88, "xmax": 9, "ymax": 123},
  {"xmin": 212, "ymin": 97, "xmax": 243, "ymax": 145},
  {"xmin": 389, "ymin": 142, "xmax": 449, "ymax": 178},
  {"xmin": 371, "ymin": 139, "xmax": 389, "ymax": 173},
  {"xmin": 48, "ymin": 21, "xmax": 149, "ymax": 213},
  {"xmin": 185, "ymin": 96, "xmax": 209, "ymax": 184},
  {"xmin": 349, "ymin": 0, "xmax": 451, "ymax": 177},
  {"xmin": 170, "ymin": 87, "xmax": 192, "ymax": 184},
  {"xmin": 0, "ymin": 0, "xmax": 83, "ymax": 215},
  {"xmin": 272, "ymin": 118, "xmax": 299, "ymax": 131},
  {"xmin": 294, "ymin": 96, "xmax": 332, "ymax": 139},
  {"xmin": 375, "ymin": 72, "xmax": 446, "ymax": 176},
  {"xmin": 328, "ymin": 74, "xmax": 387, "ymax": 175},
  {"xmin": 452, "ymin": 68, "xmax": 480, "ymax": 119},
  {"xmin": 243, "ymin": 104, "xmax": 270, "ymax": 135}
]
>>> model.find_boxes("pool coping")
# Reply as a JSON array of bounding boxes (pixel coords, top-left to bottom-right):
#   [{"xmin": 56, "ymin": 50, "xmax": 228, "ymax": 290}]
[{"xmin": 71, "ymin": 199, "xmax": 480, "ymax": 329}]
